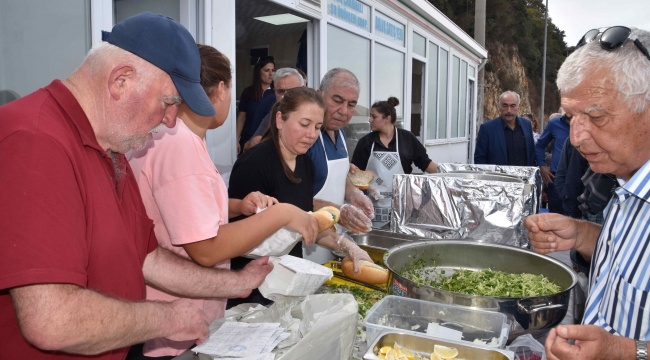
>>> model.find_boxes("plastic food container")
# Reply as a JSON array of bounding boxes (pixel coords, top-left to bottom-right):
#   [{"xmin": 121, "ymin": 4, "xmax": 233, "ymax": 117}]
[
  {"xmin": 363, "ymin": 295, "xmax": 510, "ymax": 349},
  {"xmin": 363, "ymin": 330, "xmax": 514, "ymax": 360}
]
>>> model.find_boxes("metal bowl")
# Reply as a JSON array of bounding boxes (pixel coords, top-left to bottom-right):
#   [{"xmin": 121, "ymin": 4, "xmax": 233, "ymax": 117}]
[{"xmin": 383, "ymin": 241, "xmax": 577, "ymax": 340}]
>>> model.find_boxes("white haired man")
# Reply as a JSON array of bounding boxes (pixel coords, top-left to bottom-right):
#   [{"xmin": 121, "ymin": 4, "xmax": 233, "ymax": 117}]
[
  {"xmin": 0, "ymin": 12, "xmax": 271, "ymax": 359},
  {"xmin": 243, "ymin": 67, "xmax": 304, "ymax": 151},
  {"xmin": 304, "ymin": 68, "xmax": 374, "ymax": 263},
  {"xmin": 525, "ymin": 27, "xmax": 650, "ymax": 359}
]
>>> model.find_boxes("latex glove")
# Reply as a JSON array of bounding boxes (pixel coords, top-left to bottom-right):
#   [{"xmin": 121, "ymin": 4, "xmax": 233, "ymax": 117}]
[
  {"xmin": 338, "ymin": 203, "xmax": 372, "ymax": 234},
  {"xmin": 336, "ymin": 234, "xmax": 373, "ymax": 273},
  {"xmin": 367, "ymin": 186, "xmax": 384, "ymax": 202},
  {"xmin": 347, "ymin": 187, "xmax": 375, "ymax": 219}
]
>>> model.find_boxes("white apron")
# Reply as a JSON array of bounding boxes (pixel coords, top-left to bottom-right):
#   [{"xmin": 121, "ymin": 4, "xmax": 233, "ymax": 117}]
[
  {"xmin": 366, "ymin": 129, "xmax": 402, "ymax": 227},
  {"xmin": 303, "ymin": 131, "xmax": 349, "ymax": 264}
]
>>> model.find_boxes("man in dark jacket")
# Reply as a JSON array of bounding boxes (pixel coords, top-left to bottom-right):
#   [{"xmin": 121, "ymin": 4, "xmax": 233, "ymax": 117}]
[{"xmin": 474, "ymin": 91, "xmax": 537, "ymax": 166}]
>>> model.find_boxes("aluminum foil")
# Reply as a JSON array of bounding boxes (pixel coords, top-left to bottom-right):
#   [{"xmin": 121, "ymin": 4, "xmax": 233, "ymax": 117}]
[
  {"xmin": 390, "ymin": 173, "xmax": 529, "ymax": 247},
  {"xmin": 437, "ymin": 163, "xmax": 542, "ymax": 219}
]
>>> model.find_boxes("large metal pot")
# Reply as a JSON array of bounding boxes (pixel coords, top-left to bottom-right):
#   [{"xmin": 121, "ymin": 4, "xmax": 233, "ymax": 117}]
[{"xmin": 383, "ymin": 241, "xmax": 577, "ymax": 340}]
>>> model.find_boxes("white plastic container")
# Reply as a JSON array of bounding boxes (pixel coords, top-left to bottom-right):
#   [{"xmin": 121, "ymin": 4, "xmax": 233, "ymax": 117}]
[{"xmin": 363, "ymin": 295, "xmax": 510, "ymax": 349}]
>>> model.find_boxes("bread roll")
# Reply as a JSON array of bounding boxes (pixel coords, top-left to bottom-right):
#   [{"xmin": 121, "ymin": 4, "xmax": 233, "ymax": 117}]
[
  {"xmin": 341, "ymin": 257, "xmax": 389, "ymax": 284},
  {"xmin": 310, "ymin": 206, "xmax": 340, "ymax": 233},
  {"xmin": 348, "ymin": 170, "xmax": 374, "ymax": 190}
]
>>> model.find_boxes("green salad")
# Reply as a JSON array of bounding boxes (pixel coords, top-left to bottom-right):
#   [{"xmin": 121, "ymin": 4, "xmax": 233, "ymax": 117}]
[
  {"xmin": 321, "ymin": 284, "xmax": 386, "ymax": 318},
  {"xmin": 399, "ymin": 253, "xmax": 561, "ymax": 297}
]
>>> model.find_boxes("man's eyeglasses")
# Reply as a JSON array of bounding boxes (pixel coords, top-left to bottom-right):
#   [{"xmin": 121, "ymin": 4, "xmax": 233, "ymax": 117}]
[
  {"xmin": 576, "ymin": 26, "xmax": 650, "ymax": 62},
  {"xmin": 274, "ymin": 88, "xmax": 291, "ymax": 96}
]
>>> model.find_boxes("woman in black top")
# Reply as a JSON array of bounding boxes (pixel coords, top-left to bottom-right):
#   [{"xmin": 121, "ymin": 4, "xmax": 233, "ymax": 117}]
[
  {"xmin": 228, "ymin": 87, "xmax": 372, "ymax": 306},
  {"xmin": 351, "ymin": 97, "xmax": 437, "ymax": 226},
  {"xmin": 236, "ymin": 56, "xmax": 275, "ymax": 154}
]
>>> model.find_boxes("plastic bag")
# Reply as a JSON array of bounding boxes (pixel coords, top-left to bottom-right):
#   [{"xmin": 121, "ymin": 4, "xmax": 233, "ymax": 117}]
[
  {"xmin": 202, "ymin": 294, "xmax": 358, "ymax": 360},
  {"xmin": 507, "ymin": 334, "xmax": 546, "ymax": 360}
]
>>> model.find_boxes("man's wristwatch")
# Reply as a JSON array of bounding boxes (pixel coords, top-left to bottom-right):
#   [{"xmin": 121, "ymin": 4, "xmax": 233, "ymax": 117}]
[{"xmin": 637, "ymin": 340, "xmax": 648, "ymax": 360}]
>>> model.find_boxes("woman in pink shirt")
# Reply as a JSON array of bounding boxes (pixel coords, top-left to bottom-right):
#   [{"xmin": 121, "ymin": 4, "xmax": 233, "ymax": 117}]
[{"xmin": 127, "ymin": 45, "xmax": 319, "ymax": 359}]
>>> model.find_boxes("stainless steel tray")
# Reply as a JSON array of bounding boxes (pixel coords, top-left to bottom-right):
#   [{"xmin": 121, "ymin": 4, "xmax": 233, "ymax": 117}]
[
  {"xmin": 349, "ymin": 230, "xmax": 436, "ymax": 263},
  {"xmin": 363, "ymin": 330, "xmax": 514, "ymax": 359}
]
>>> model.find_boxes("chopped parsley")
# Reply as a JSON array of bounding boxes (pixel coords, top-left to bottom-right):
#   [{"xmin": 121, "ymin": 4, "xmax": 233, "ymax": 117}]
[
  {"xmin": 398, "ymin": 253, "xmax": 561, "ymax": 297},
  {"xmin": 322, "ymin": 284, "xmax": 386, "ymax": 318}
]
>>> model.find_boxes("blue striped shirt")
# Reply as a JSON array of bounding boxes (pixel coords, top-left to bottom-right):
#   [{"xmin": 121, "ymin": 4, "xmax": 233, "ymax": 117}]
[{"xmin": 582, "ymin": 159, "xmax": 650, "ymax": 340}]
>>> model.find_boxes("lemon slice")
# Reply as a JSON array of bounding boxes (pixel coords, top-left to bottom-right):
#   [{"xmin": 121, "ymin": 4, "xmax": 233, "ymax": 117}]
[
  {"xmin": 380, "ymin": 346, "xmax": 392, "ymax": 355},
  {"xmin": 433, "ymin": 345, "xmax": 459, "ymax": 359},
  {"xmin": 386, "ymin": 348, "xmax": 398, "ymax": 360}
]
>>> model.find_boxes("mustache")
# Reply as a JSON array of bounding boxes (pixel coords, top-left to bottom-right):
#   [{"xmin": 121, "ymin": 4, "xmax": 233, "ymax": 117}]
[{"xmin": 148, "ymin": 123, "xmax": 165, "ymax": 134}]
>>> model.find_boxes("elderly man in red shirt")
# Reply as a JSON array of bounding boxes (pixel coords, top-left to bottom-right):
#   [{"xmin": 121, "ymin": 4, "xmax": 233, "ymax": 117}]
[{"xmin": 0, "ymin": 12, "xmax": 272, "ymax": 359}]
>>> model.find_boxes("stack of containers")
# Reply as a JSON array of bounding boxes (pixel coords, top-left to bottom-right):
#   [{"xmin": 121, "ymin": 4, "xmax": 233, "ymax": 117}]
[{"xmin": 364, "ymin": 296, "xmax": 510, "ymax": 349}]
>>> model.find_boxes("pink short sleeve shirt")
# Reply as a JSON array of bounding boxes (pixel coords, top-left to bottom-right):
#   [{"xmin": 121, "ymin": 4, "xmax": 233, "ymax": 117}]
[{"xmin": 128, "ymin": 118, "xmax": 230, "ymax": 357}]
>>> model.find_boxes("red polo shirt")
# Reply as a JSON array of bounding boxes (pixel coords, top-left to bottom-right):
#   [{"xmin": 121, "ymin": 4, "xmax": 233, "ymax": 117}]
[{"xmin": 0, "ymin": 80, "xmax": 158, "ymax": 359}]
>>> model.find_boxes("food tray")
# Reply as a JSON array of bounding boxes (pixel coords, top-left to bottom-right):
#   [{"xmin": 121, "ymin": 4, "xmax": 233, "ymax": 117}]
[
  {"xmin": 363, "ymin": 330, "xmax": 514, "ymax": 360},
  {"xmin": 364, "ymin": 295, "xmax": 509, "ymax": 349}
]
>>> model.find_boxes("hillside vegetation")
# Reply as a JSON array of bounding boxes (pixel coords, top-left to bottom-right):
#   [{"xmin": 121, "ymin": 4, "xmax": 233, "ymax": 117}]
[{"xmin": 430, "ymin": 0, "xmax": 568, "ymax": 122}]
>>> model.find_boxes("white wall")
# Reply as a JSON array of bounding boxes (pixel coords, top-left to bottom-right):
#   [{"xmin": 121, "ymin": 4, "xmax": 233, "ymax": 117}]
[
  {"xmin": 426, "ymin": 142, "xmax": 471, "ymax": 164},
  {"xmin": 0, "ymin": 0, "xmax": 90, "ymax": 99},
  {"xmin": 205, "ymin": 0, "xmax": 238, "ymax": 166}
]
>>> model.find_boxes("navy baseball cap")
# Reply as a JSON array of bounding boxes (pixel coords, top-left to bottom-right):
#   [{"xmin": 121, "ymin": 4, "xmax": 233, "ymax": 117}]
[{"xmin": 102, "ymin": 12, "xmax": 215, "ymax": 116}]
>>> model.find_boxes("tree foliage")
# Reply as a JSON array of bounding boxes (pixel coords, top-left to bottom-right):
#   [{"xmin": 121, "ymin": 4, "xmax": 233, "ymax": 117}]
[{"xmin": 429, "ymin": 0, "xmax": 568, "ymax": 116}]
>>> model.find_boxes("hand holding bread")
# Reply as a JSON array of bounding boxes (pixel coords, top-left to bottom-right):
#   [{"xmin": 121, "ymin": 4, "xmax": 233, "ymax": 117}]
[
  {"xmin": 348, "ymin": 170, "xmax": 374, "ymax": 190},
  {"xmin": 341, "ymin": 257, "xmax": 389, "ymax": 284},
  {"xmin": 309, "ymin": 206, "xmax": 340, "ymax": 233}
]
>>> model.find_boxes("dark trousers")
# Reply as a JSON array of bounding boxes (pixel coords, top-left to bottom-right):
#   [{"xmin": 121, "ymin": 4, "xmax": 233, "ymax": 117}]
[{"xmin": 546, "ymin": 181, "xmax": 564, "ymax": 215}]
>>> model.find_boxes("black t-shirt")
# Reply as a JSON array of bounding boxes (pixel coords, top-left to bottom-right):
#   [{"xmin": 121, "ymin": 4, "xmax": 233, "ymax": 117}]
[
  {"xmin": 228, "ymin": 140, "xmax": 315, "ymax": 260},
  {"xmin": 503, "ymin": 120, "xmax": 527, "ymax": 166},
  {"xmin": 351, "ymin": 128, "xmax": 432, "ymax": 174}
]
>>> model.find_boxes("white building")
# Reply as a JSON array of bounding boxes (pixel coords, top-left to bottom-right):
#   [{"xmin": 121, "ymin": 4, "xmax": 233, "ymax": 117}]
[{"xmin": 0, "ymin": 0, "xmax": 486, "ymax": 167}]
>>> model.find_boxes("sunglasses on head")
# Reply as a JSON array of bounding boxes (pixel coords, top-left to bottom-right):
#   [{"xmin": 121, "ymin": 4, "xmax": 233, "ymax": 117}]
[{"xmin": 576, "ymin": 26, "xmax": 650, "ymax": 61}]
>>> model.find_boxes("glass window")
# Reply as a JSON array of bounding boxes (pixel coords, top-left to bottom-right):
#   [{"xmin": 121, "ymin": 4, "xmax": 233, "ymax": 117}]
[
  {"xmin": 426, "ymin": 42, "xmax": 438, "ymax": 140},
  {"xmin": 114, "ymin": 0, "xmax": 181, "ymax": 23},
  {"xmin": 0, "ymin": 0, "xmax": 90, "ymax": 105},
  {"xmin": 328, "ymin": 24, "xmax": 371, "ymax": 155},
  {"xmin": 438, "ymin": 48, "xmax": 449, "ymax": 139},
  {"xmin": 469, "ymin": 65, "xmax": 476, "ymax": 78},
  {"xmin": 451, "ymin": 56, "xmax": 460, "ymax": 138},
  {"xmin": 413, "ymin": 33, "xmax": 426, "ymax": 57},
  {"xmin": 459, "ymin": 60, "xmax": 468, "ymax": 137},
  {"xmin": 327, "ymin": 0, "xmax": 370, "ymax": 32},
  {"xmin": 375, "ymin": 43, "xmax": 404, "ymax": 119},
  {"xmin": 374, "ymin": 11, "xmax": 405, "ymax": 47}
]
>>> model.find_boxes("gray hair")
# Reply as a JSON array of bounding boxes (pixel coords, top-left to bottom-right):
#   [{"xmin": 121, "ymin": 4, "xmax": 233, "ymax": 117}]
[
  {"xmin": 557, "ymin": 27, "xmax": 650, "ymax": 114},
  {"xmin": 319, "ymin": 68, "xmax": 360, "ymax": 94},
  {"xmin": 273, "ymin": 68, "xmax": 304, "ymax": 86},
  {"xmin": 498, "ymin": 90, "xmax": 520, "ymax": 105},
  {"xmin": 84, "ymin": 42, "xmax": 159, "ymax": 91}
]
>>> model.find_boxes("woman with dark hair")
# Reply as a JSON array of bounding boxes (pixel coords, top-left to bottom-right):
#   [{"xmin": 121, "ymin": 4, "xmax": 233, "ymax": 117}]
[
  {"xmin": 351, "ymin": 97, "xmax": 438, "ymax": 227},
  {"xmin": 228, "ymin": 87, "xmax": 372, "ymax": 307},
  {"xmin": 236, "ymin": 56, "xmax": 275, "ymax": 154},
  {"xmin": 522, "ymin": 112, "xmax": 540, "ymax": 143},
  {"xmin": 127, "ymin": 47, "xmax": 318, "ymax": 359}
]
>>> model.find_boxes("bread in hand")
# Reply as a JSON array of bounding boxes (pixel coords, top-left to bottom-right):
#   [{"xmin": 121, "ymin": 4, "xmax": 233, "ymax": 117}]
[
  {"xmin": 348, "ymin": 170, "xmax": 374, "ymax": 190},
  {"xmin": 310, "ymin": 206, "xmax": 340, "ymax": 233},
  {"xmin": 341, "ymin": 257, "xmax": 389, "ymax": 284}
]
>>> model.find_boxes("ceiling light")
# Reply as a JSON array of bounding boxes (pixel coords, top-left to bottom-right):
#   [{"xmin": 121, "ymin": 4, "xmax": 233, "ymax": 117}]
[{"xmin": 254, "ymin": 14, "xmax": 309, "ymax": 25}]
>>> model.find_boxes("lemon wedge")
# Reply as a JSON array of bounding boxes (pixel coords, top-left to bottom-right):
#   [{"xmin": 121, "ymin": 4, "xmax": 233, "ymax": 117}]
[
  {"xmin": 433, "ymin": 345, "xmax": 459, "ymax": 359},
  {"xmin": 380, "ymin": 346, "xmax": 392, "ymax": 355},
  {"xmin": 386, "ymin": 348, "xmax": 398, "ymax": 360}
]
